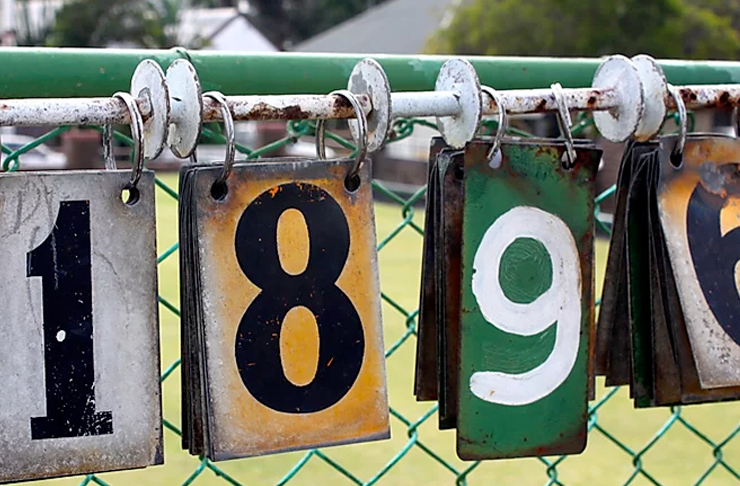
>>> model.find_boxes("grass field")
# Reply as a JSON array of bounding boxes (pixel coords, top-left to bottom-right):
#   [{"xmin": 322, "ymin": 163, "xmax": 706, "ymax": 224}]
[{"xmin": 32, "ymin": 174, "xmax": 740, "ymax": 486}]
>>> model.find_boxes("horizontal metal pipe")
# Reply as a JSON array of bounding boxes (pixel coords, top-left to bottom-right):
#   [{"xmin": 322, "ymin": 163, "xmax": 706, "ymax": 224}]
[
  {"xmin": 0, "ymin": 83, "xmax": 739, "ymax": 127},
  {"xmin": 0, "ymin": 97, "xmax": 152, "ymax": 126},
  {"xmin": 392, "ymin": 91, "xmax": 461, "ymax": 118},
  {"xmin": 4, "ymin": 48, "xmax": 740, "ymax": 98},
  {"xmin": 666, "ymin": 84, "xmax": 740, "ymax": 110},
  {"xmin": 202, "ymin": 94, "xmax": 372, "ymax": 122},
  {"xmin": 484, "ymin": 87, "xmax": 620, "ymax": 115}
]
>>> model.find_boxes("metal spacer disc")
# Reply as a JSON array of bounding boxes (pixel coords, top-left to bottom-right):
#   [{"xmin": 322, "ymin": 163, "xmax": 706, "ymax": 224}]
[
  {"xmin": 631, "ymin": 54, "xmax": 667, "ymax": 142},
  {"xmin": 166, "ymin": 59, "xmax": 202, "ymax": 159},
  {"xmin": 592, "ymin": 55, "xmax": 644, "ymax": 143},
  {"xmin": 348, "ymin": 58, "xmax": 391, "ymax": 153},
  {"xmin": 435, "ymin": 58, "xmax": 482, "ymax": 149},
  {"xmin": 131, "ymin": 60, "xmax": 170, "ymax": 160}
]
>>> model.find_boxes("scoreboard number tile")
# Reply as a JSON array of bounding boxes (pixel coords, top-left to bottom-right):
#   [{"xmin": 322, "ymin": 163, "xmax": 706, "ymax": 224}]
[
  {"xmin": 657, "ymin": 135, "xmax": 740, "ymax": 389},
  {"xmin": 0, "ymin": 170, "xmax": 162, "ymax": 483},
  {"xmin": 187, "ymin": 158, "xmax": 389, "ymax": 459},
  {"xmin": 457, "ymin": 140, "xmax": 599, "ymax": 460}
]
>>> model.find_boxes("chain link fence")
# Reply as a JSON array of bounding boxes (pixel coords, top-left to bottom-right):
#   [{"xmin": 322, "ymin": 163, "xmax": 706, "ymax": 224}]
[{"xmin": 4, "ymin": 63, "xmax": 740, "ymax": 486}]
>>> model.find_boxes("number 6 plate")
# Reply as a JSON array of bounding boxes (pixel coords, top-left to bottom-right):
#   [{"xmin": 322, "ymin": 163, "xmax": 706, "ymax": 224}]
[
  {"xmin": 457, "ymin": 140, "xmax": 599, "ymax": 460},
  {"xmin": 0, "ymin": 170, "xmax": 162, "ymax": 482},
  {"xmin": 182, "ymin": 158, "xmax": 389, "ymax": 460}
]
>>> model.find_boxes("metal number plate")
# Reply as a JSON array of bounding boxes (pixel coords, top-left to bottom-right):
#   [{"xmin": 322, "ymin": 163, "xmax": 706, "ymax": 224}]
[
  {"xmin": 435, "ymin": 149, "xmax": 464, "ymax": 430},
  {"xmin": 189, "ymin": 158, "xmax": 389, "ymax": 460},
  {"xmin": 0, "ymin": 170, "xmax": 162, "ymax": 482},
  {"xmin": 657, "ymin": 135, "xmax": 740, "ymax": 389},
  {"xmin": 414, "ymin": 138, "xmax": 448, "ymax": 402},
  {"xmin": 457, "ymin": 140, "xmax": 599, "ymax": 460}
]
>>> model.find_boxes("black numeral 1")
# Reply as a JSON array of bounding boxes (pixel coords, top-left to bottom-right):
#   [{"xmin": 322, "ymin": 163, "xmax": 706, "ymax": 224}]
[
  {"xmin": 688, "ymin": 183, "xmax": 740, "ymax": 346},
  {"xmin": 27, "ymin": 200, "xmax": 112, "ymax": 439},
  {"xmin": 234, "ymin": 183, "xmax": 365, "ymax": 413}
]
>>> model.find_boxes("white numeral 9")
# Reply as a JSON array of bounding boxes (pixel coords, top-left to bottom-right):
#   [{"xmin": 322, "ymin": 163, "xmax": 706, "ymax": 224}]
[{"xmin": 470, "ymin": 206, "xmax": 581, "ymax": 406}]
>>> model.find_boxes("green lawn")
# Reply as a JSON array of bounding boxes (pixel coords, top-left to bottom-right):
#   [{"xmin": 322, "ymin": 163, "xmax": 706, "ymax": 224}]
[{"xmin": 33, "ymin": 174, "xmax": 740, "ymax": 486}]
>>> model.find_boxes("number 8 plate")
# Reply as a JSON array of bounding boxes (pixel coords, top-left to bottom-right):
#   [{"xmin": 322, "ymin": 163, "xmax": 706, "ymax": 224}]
[
  {"xmin": 188, "ymin": 158, "xmax": 389, "ymax": 459},
  {"xmin": 457, "ymin": 140, "xmax": 599, "ymax": 460}
]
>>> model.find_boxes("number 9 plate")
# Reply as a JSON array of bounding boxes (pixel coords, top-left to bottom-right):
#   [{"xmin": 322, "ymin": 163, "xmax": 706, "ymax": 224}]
[{"xmin": 457, "ymin": 140, "xmax": 599, "ymax": 460}]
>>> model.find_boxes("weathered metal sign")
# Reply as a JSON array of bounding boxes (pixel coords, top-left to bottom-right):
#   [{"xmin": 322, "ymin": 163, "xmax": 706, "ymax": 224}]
[
  {"xmin": 657, "ymin": 135, "xmax": 740, "ymax": 389},
  {"xmin": 181, "ymin": 158, "xmax": 389, "ymax": 460},
  {"xmin": 457, "ymin": 140, "xmax": 599, "ymax": 460},
  {"xmin": 414, "ymin": 138, "xmax": 448, "ymax": 402},
  {"xmin": 435, "ymin": 149, "xmax": 464, "ymax": 430},
  {"xmin": 596, "ymin": 136, "xmax": 740, "ymax": 406},
  {"xmin": 0, "ymin": 170, "xmax": 163, "ymax": 483}
]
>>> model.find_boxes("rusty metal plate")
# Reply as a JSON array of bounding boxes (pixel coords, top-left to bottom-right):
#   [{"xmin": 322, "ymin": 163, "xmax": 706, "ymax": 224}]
[
  {"xmin": 183, "ymin": 158, "xmax": 389, "ymax": 460},
  {"xmin": 0, "ymin": 170, "xmax": 163, "ymax": 483},
  {"xmin": 657, "ymin": 135, "xmax": 740, "ymax": 389},
  {"xmin": 414, "ymin": 137, "xmax": 448, "ymax": 401},
  {"xmin": 457, "ymin": 139, "xmax": 599, "ymax": 460},
  {"xmin": 435, "ymin": 149, "xmax": 464, "ymax": 430},
  {"xmin": 626, "ymin": 149, "xmax": 655, "ymax": 406},
  {"xmin": 596, "ymin": 141, "xmax": 646, "ymax": 384}
]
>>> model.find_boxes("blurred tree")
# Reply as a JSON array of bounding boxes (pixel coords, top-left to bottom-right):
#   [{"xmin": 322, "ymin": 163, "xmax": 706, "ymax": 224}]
[
  {"xmin": 426, "ymin": 0, "xmax": 740, "ymax": 59},
  {"xmin": 46, "ymin": 0, "xmax": 184, "ymax": 47},
  {"xmin": 247, "ymin": 0, "xmax": 391, "ymax": 49}
]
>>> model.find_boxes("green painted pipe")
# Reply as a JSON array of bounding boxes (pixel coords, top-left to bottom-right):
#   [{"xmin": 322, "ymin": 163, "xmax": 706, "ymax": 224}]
[{"xmin": 1, "ymin": 47, "xmax": 740, "ymax": 98}]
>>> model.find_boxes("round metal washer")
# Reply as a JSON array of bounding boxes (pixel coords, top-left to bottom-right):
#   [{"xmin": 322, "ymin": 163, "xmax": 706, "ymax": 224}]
[
  {"xmin": 166, "ymin": 59, "xmax": 202, "ymax": 159},
  {"xmin": 131, "ymin": 60, "xmax": 170, "ymax": 160},
  {"xmin": 592, "ymin": 55, "xmax": 644, "ymax": 143},
  {"xmin": 632, "ymin": 54, "xmax": 667, "ymax": 141},
  {"xmin": 435, "ymin": 59, "xmax": 482, "ymax": 149},
  {"xmin": 347, "ymin": 58, "xmax": 391, "ymax": 153}
]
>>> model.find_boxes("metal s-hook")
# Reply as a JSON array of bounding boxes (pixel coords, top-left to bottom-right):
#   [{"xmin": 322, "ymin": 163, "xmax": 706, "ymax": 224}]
[
  {"xmin": 551, "ymin": 83, "xmax": 577, "ymax": 169},
  {"xmin": 203, "ymin": 91, "xmax": 236, "ymax": 198},
  {"xmin": 481, "ymin": 86, "xmax": 508, "ymax": 166},
  {"xmin": 667, "ymin": 84, "xmax": 687, "ymax": 167},
  {"xmin": 315, "ymin": 89, "xmax": 368, "ymax": 188},
  {"xmin": 112, "ymin": 92, "xmax": 145, "ymax": 194}
]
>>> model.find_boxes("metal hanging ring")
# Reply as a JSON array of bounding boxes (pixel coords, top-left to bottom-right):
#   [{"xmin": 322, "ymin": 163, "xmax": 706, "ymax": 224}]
[
  {"xmin": 667, "ymin": 84, "xmax": 687, "ymax": 166},
  {"xmin": 481, "ymin": 86, "xmax": 508, "ymax": 162},
  {"xmin": 102, "ymin": 123, "xmax": 117, "ymax": 170},
  {"xmin": 315, "ymin": 89, "xmax": 368, "ymax": 182},
  {"xmin": 203, "ymin": 91, "xmax": 236, "ymax": 189},
  {"xmin": 551, "ymin": 83, "xmax": 577, "ymax": 170},
  {"xmin": 112, "ymin": 92, "xmax": 145, "ymax": 190}
]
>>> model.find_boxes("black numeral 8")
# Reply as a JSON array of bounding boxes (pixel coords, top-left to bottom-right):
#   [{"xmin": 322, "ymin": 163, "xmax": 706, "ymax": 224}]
[{"xmin": 234, "ymin": 183, "xmax": 364, "ymax": 413}]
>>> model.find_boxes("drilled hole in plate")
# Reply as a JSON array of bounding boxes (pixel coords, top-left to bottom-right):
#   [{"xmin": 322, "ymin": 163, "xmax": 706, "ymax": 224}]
[
  {"xmin": 670, "ymin": 150, "xmax": 684, "ymax": 169},
  {"xmin": 121, "ymin": 186, "xmax": 140, "ymax": 206},
  {"xmin": 454, "ymin": 164, "xmax": 464, "ymax": 181},
  {"xmin": 344, "ymin": 173, "xmax": 361, "ymax": 193},
  {"xmin": 211, "ymin": 181, "xmax": 228, "ymax": 201}
]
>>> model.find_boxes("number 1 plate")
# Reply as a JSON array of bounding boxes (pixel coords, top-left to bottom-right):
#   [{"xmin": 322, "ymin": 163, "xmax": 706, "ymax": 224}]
[
  {"xmin": 0, "ymin": 170, "xmax": 162, "ymax": 482},
  {"xmin": 457, "ymin": 140, "xmax": 599, "ymax": 460},
  {"xmin": 193, "ymin": 158, "xmax": 389, "ymax": 459}
]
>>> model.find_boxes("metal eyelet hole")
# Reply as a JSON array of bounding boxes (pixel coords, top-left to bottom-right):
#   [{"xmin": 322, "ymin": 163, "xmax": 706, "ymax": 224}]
[
  {"xmin": 122, "ymin": 186, "xmax": 140, "ymax": 206},
  {"xmin": 454, "ymin": 164, "xmax": 464, "ymax": 181},
  {"xmin": 210, "ymin": 181, "xmax": 228, "ymax": 201},
  {"xmin": 344, "ymin": 173, "xmax": 361, "ymax": 193},
  {"xmin": 670, "ymin": 149, "xmax": 684, "ymax": 169}
]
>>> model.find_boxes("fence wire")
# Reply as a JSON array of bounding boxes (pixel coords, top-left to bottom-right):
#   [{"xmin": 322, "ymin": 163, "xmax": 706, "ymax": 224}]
[{"xmin": 6, "ymin": 110, "xmax": 740, "ymax": 486}]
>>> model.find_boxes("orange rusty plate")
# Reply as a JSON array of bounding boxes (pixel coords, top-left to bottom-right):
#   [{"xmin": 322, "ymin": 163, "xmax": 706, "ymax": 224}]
[
  {"xmin": 190, "ymin": 158, "xmax": 389, "ymax": 460},
  {"xmin": 657, "ymin": 135, "xmax": 740, "ymax": 389}
]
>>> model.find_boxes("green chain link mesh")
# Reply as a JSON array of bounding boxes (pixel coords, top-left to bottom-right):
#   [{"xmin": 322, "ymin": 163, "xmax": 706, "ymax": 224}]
[{"xmin": 6, "ymin": 109, "xmax": 740, "ymax": 486}]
